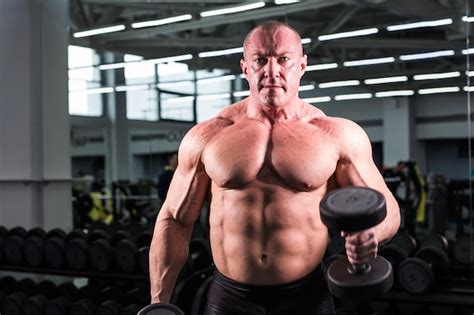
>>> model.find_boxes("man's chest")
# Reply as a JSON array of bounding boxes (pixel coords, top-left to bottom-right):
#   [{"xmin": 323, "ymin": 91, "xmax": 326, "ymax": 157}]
[{"xmin": 202, "ymin": 121, "xmax": 339, "ymax": 191}]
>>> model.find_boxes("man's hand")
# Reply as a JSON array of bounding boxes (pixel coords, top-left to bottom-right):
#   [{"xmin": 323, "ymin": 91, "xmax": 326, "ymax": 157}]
[{"xmin": 341, "ymin": 228, "xmax": 378, "ymax": 264}]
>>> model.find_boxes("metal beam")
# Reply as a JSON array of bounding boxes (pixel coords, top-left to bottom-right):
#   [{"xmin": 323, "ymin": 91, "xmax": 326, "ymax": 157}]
[
  {"xmin": 94, "ymin": 0, "xmax": 353, "ymax": 42},
  {"xmin": 96, "ymin": 6, "xmax": 124, "ymax": 25}
]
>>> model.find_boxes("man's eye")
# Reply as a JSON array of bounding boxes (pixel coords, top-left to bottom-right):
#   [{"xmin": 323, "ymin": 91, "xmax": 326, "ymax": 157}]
[
  {"xmin": 279, "ymin": 57, "xmax": 289, "ymax": 63},
  {"xmin": 255, "ymin": 58, "xmax": 267, "ymax": 65}
]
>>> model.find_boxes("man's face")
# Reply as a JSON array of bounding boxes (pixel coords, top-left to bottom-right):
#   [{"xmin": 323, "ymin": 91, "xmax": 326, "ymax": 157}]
[{"xmin": 240, "ymin": 26, "xmax": 307, "ymax": 108}]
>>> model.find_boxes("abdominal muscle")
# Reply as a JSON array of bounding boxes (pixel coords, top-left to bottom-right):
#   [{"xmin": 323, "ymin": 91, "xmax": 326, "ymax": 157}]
[{"xmin": 209, "ymin": 183, "xmax": 329, "ymax": 285}]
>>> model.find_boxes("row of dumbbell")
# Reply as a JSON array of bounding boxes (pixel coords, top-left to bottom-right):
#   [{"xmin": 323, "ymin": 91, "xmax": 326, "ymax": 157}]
[
  {"xmin": 0, "ymin": 276, "xmax": 149, "ymax": 315},
  {"xmin": 379, "ymin": 232, "xmax": 452, "ymax": 294},
  {"xmin": 0, "ymin": 226, "xmax": 213, "ymax": 276}
]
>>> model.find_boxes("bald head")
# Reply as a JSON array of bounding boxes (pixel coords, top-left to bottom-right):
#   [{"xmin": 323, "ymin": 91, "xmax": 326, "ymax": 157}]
[{"xmin": 243, "ymin": 21, "xmax": 303, "ymax": 60}]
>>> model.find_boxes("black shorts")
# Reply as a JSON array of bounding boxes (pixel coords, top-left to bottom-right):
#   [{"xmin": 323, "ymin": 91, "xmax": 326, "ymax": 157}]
[{"xmin": 204, "ymin": 266, "xmax": 336, "ymax": 315}]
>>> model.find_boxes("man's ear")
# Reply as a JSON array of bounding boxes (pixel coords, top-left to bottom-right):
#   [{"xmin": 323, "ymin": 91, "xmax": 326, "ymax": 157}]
[
  {"xmin": 300, "ymin": 54, "xmax": 307, "ymax": 74},
  {"xmin": 240, "ymin": 59, "xmax": 248, "ymax": 78}
]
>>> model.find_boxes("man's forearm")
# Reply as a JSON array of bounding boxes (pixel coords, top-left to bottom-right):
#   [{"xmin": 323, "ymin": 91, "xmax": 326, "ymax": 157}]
[{"xmin": 149, "ymin": 217, "xmax": 192, "ymax": 303}]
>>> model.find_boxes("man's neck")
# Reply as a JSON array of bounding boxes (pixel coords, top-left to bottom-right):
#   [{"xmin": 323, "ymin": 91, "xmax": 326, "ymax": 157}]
[{"xmin": 246, "ymin": 97, "xmax": 303, "ymax": 124}]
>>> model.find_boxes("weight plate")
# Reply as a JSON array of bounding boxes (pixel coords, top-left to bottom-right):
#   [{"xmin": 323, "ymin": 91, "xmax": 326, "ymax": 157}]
[
  {"xmin": 454, "ymin": 234, "xmax": 473, "ymax": 265},
  {"xmin": 66, "ymin": 238, "xmax": 89, "ymax": 270},
  {"xmin": 44, "ymin": 237, "xmax": 66, "ymax": 268},
  {"xmin": 138, "ymin": 303, "xmax": 185, "ymax": 315},
  {"xmin": 398, "ymin": 257, "xmax": 433, "ymax": 294},
  {"xmin": 115, "ymin": 239, "xmax": 138, "ymax": 273},
  {"xmin": 4, "ymin": 235, "xmax": 24, "ymax": 265},
  {"xmin": 416, "ymin": 246, "xmax": 449, "ymax": 276},
  {"xmin": 89, "ymin": 239, "xmax": 113, "ymax": 271},
  {"xmin": 320, "ymin": 186, "xmax": 386, "ymax": 232},
  {"xmin": 23, "ymin": 236, "xmax": 44, "ymax": 267},
  {"xmin": 326, "ymin": 256, "xmax": 393, "ymax": 299},
  {"xmin": 389, "ymin": 232, "xmax": 417, "ymax": 256},
  {"xmin": 379, "ymin": 244, "xmax": 407, "ymax": 269},
  {"xmin": 420, "ymin": 234, "xmax": 448, "ymax": 252}
]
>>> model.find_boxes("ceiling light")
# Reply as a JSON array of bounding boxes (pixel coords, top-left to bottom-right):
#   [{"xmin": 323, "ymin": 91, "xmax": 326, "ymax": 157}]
[
  {"xmin": 164, "ymin": 96, "xmax": 195, "ymax": 104},
  {"xmin": 318, "ymin": 28, "xmax": 378, "ymax": 41},
  {"xmin": 319, "ymin": 80, "xmax": 360, "ymax": 88},
  {"xmin": 462, "ymin": 48, "xmax": 474, "ymax": 55},
  {"xmin": 467, "ymin": 71, "xmax": 474, "ymax": 76},
  {"xmin": 335, "ymin": 93, "xmax": 372, "ymax": 100},
  {"xmin": 98, "ymin": 63, "xmax": 126, "ymax": 70},
  {"xmin": 364, "ymin": 76, "xmax": 408, "ymax": 85},
  {"xmin": 387, "ymin": 18, "xmax": 453, "ymax": 31},
  {"xmin": 198, "ymin": 93, "xmax": 231, "ymax": 100},
  {"xmin": 375, "ymin": 90, "xmax": 414, "ymax": 97},
  {"xmin": 298, "ymin": 84, "xmax": 315, "ymax": 91},
  {"xmin": 157, "ymin": 81, "xmax": 194, "ymax": 89},
  {"xmin": 69, "ymin": 87, "xmax": 114, "ymax": 95},
  {"xmin": 399, "ymin": 50, "xmax": 455, "ymax": 61},
  {"xmin": 200, "ymin": 2, "xmax": 265, "ymax": 17},
  {"xmin": 233, "ymin": 90, "xmax": 250, "ymax": 97},
  {"xmin": 146, "ymin": 54, "xmax": 193, "ymax": 64},
  {"xmin": 274, "ymin": 0, "xmax": 299, "ymax": 4},
  {"xmin": 303, "ymin": 96, "xmax": 331, "ymax": 103},
  {"xmin": 462, "ymin": 16, "xmax": 474, "ymax": 22},
  {"xmin": 418, "ymin": 87, "xmax": 460, "ymax": 95},
  {"xmin": 131, "ymin": 14, "xmax": 193, "ymax": 29},
  {"xmin": 413, "ymin": 71, "xmax": 461, "ymax": 80},
  {"xmin": 343, "ymin": 57, "xmax": 395, "ymax": 67},
  {"xmin": 115, "ymin": 85, "xmax": 150, "ymax": 92},
  {"xmin": 464, "ymin": 86, "xmax": 474, "ymax": 91},
  {"xmin": 306, "ymin": 63, "xmax": 338, "ymax": 71},
  {"xmin": 199, "ymin": 47, "xmax": 244, "ymax": 58},
  {"xmin": 73, "ymin": 25, "xmax": 126, "ymax": 38},
  {"xmin": 301, "ymin": 38, "xmax": 312, "ymax": 45}
]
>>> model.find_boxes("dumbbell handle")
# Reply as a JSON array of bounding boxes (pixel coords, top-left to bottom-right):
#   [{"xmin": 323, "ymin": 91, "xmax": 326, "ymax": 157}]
[{"xmin": 348, "ymin": 262, "xmax": 371, "ymax": 274}]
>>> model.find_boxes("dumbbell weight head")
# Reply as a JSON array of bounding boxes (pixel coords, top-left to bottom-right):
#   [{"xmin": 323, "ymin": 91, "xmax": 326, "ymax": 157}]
[
  {"xmin": 23, "ymin": 227, "xmax": 48, "ymax": 267},
  {"xmin": 420, "ymin": 234, "xmax": 448, "ymax": 253},
  {"xmin": 44, "ymin": 228, "xmax": 68, "ymax": 269},
  {"xmin": 398, "ymin": 245, "xmax": 449, "ymax": 294},
  {"xmin": 69, "ymin": 298, "xmax": 96, "ymax": 315},
  {"xmin": 454, "ymin": 234, "xmax": 473, "ymax": 265},
  {"xmin": 320, "ymin": 186, "xmax": 393, "ymax": 299},
  {"xmin": 3, "ymin": 226, "xmax": 28, "ymax": 265},
  {"xmin": 120, "ymin": 304, "xmax": 142, "ymax": 315},
  {"xmin": 138, "ymin": 303, "xmax": 185, "ymax": 315},
  {"xmin": 114, "ymin": 231, "xmax": 139, "ymax": 273},
  {"xmin": 95, "ymin": 299, "xmax": 122, "ymax": 315},
  {"xmin": 66, "ymin": 229, "xmax": 89, "ymax": 270},
  {"xmin": 138, "ymin": 246, "xmax": 150, "ymax": 275}
]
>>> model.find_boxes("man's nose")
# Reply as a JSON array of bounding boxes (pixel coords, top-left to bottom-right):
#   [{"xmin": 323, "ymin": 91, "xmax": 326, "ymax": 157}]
[{"xmin": 263, "ymin": 58, "xmax": 280, "ymax": 78}]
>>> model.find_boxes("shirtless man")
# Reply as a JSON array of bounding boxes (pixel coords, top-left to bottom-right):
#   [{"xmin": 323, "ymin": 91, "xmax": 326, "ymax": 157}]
[{"xmin": 149, "ymin": 21, "xmax": 400, "ymax": 314}]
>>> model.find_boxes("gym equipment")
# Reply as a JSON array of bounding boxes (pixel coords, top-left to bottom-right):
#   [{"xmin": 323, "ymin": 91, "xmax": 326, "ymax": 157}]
[
  {"xmin": 398, "ymin": 233, "xmax": 450, "ymax": 294},
  {"xmin": 115, "ymin": 231, "xmax": 139, "ymax": 273},
  {"xmin": 171, "ymin": 268, "xmax": 214, "ymax": 315},
  {"xmin": 44, "ymin": 228, "xmax": 68, "ymax": 269},
  {"xmin": 66, "ymin": 229, "xmax": 89, "ymax": 270},
  {"xmin": 120, "ymin": 304, "xmax": 142, "ymax": 315},
  {"xmin": 2, "ymin": 278, "xmax": 39, "ymax": 315},
  {"xmin": 95, "ymin": 299, "xmax": 122, "ymax": 315},
  {"xmin": 319, "ymin": 186, "xmax": 393, "ymax": 299},
  {"xmin": 190, "ymin": 276, "xmax": 213, "ymax": 315},
  {"xmin": 88, "ymin": 229, "xmax": 114, "ymax": 271},
  {"xmin": 379, "ymin": 231, "xmax": 417, "ymax": 277},
  {"xmin": 453, "ymin": 233, "xmax": 473, "ymax": 265},
  {"xmin": 3, "ymin": 226, "xmax": 27, "ymax": 265},
  {"xmin": 137, "ymin": 303, "xmax": 185, "ymax": 315},
  {"xmin": 22, "ymin": 227, "xmax": 47, "ymax": 267},
  {"xmin": 188, "ymin": 237, "xmax": 213, "ymax": 272}
]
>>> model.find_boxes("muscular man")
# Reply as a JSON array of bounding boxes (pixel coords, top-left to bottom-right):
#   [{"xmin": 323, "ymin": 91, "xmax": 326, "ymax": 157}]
[{"xmin": 149, "ymin": 21, "xmax": 400, "ymax": 314}]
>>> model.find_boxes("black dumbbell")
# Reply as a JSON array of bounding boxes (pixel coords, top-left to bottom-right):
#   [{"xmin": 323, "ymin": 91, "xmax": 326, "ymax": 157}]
[
  {"xmin": 136, "ymin": 231, "xmax": 153, "ymax": 275},
  {"xmin": 319, "ymin": 186, "xmax": 393, "ymax": 299},
  {"xmin": 3, "ymin": 278, "xmax": 38, "ymax": 315},
  {"xmin": 171, "ymin": 268, "xmax": 214, "ymax": 315},
  {"xmin": 44, "ymin": 228, "xmax": 68, "ymax": 269},
  {"xmin": 120, "ymin": 304, "xmax": 142, "ymax": 315},
  {"xmin": 454, "ymin": 233, "xmax": 473, "ymax": 265},
  {"xmin": 0, "ymin": 226, "xmax": 8, "ymax": 263},
  {"xmin": 22, "ymin": 227, "xmax": 47, "ymax": 267},
  {"xmin": 138, "ymin": 303, "xmax": 185, "ymax": 315},
  {"xmin": 66, "ymin": 229, "xmax": 89, "ymax": 270},
  {"xmin": 3, "ymin": 226, "xmax": 28, "ymax": 265},
  {"xmin": 22, "ymin": 280, "xmax": 62, "ymax": 315},
  {"xmin": 398, "ymin": 233, "xmax": 450, "ymax": 294},
  {"xmin": 190, "ymin": 276, "xmax": 213, "ymax": 315},
  {"xmin": 379, "ymin": 231, "xmax": 417, "ymax": 277},
  {"xmin": 189, "ymin": 237, "xmax": 213, "ymax": 272},
  {"xmin": 89, "ymin": 230, "xmax": 134, "ymax": 271}
]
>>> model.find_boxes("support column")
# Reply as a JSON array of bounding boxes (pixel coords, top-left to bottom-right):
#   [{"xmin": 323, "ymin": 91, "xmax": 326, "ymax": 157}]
[{"xmin": 0, "ymin": 0, "xmax": 71, "ymax": 230}]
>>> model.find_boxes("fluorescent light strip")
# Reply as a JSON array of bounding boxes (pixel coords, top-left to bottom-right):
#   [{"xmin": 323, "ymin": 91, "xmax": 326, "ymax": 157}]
[
  {"xmin": 413, "ymin": 71, "xmax": 461, "ymax": 80},
  {"xmin": 303, "ymin": 96, "xmax": 331, "ymax": 103},
  {"xmin": 335, "ymin": 93, "xmax": 372, "ymax": 101},
  {"xmin": 418, "ymin": 87, "xmax": 460, "ymax": 95},
  {"xmin": 344, "ymin": 57, "xmax": 395, "ymax": 67},
  {"xmin": 200, "ymin": 2, "xmax": 265, "ymax": 17},
  {"xmin": 387, "ymin": 18, "xmax": 453, "ymax": 31},
  {"xmin": 301, "ymin": 38, "xmax": 312, "ymax": 45},
  {"xmin": 298, "ymin": 84, "xmax": 315, "ymax": 91},
  {"xmin": 73, "ymin": 25, "xmax": 125, "ymax": 38},
  {"xmin": 462, "ymin": 48, "xmax": 474, "ymax": 55},
  {"xmin": 464, "ymin": 86, "xmax": 474, "ymax": 91},
  {"xmin": 375, "ymin": 90, "xmax": 414, "ymax": 98},
  {"xmin": 115, "ymin": 84, "xmax": 150, "ymax": 92},
  {"xmin": 146, "ymin": 54, "xmax": 193, "ymax": 64},
  {"xmin": 364, "ymin": 76, "xmax": 408, "ymax": 85},
  {"xmin": 165, "ymin": 96, "xmax": 195, "ymax": 104},
  {"xmin": 275, "ymin": 0, "xmax": 299, "ymax": 4},
  {"xmin": 467, "ymin": 71, "xmax": 474, "ymax": 77},
  {"xmin": 319, "ymin": 80, "xmax": 360, "ymax": 88},
  {"xmin": 69, "ymin": 87, "xmax": 114, "ymax": 95},
  {"xmin": 400, "ymin": 50, "xmax": 455, "ymax": 61},
  {"xmin": 199, "ymin": 47, "xmax": 243, "ymax": 58},
  {"xmin": 131, "ymin": 14, "xmax": 192, "ymax": 29},
  {"xmin": 462, "ymin": 16, "xmax": 474, "ymax": 22},
  {"xmin": 198, "ymin": 75, "xmax": 236, "ymax": 84},
  {"xmin": 318, "ymin": 28, "xmax": 378, "ymax": 41},
  {"xmin": 306, "ymin": 63, "xmax": 338, "ymax": 71},
  {"xmin": 198, "ymin": 93, "xmax": 231, "ymax": 100},
  {"xmin": 98, "ymin": 63, "xmax": 126, "ymax": 70},
  {"xmin": 233, "ymin": 90, "xmax": 250, "ymax": 97},
  {"xmin": 157, "ymin": 81, "xmax": 194, "ymax": 89}
]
